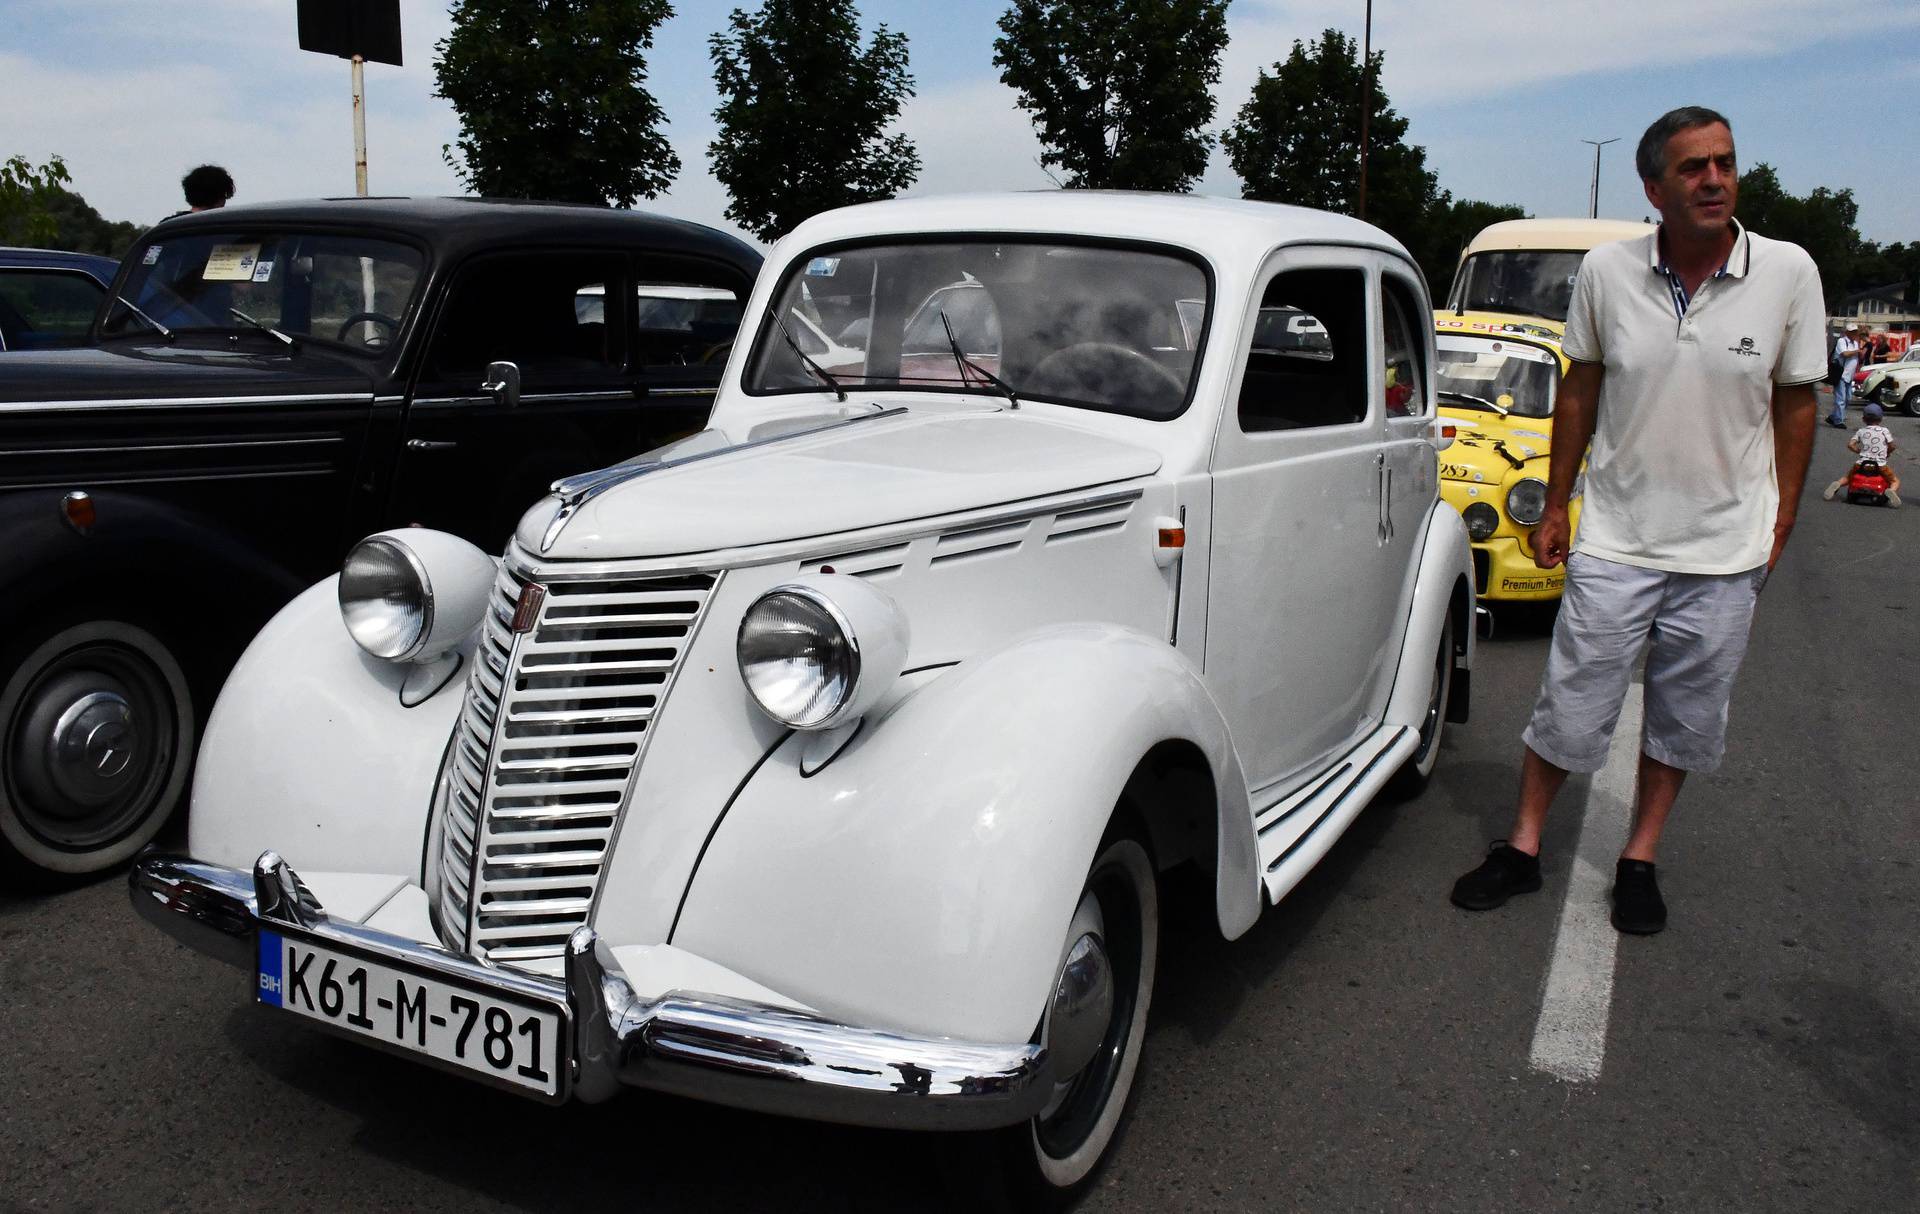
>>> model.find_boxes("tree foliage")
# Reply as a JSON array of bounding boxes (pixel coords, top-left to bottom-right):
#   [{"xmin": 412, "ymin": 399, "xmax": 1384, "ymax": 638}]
[
  {"xmin": 435, "ymin": 0, "xmax": 680, "ymax": 206},
  {"xmin": 708, "ymin": 0, "xmax": 919, "ymax": 241},
  {"xmin": 1224, "ymin": 29, "xmax": 1523, "ymax": 298},
  {"xmin": 0, "ymin": 154, "xmax": 74, "ymax": 248},
  {"xmin": 993, "ymin": 0, "xmax": 1229, "ymax": 191}
]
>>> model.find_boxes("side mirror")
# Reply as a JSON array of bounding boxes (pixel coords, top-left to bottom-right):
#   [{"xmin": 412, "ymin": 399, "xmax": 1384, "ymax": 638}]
[{"xmin": 482, "ymin": 360, "xmax": 520, "ymax": 408}]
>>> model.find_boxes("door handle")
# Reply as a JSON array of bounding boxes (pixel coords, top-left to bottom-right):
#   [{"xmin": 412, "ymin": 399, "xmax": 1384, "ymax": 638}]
[{"xmin": 406, "ymin": 438, "xmax": 459, "ymax": 451}]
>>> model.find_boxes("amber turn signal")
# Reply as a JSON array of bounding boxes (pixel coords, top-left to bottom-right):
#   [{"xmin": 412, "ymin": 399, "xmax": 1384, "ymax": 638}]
[
  {"xmin": 61, "ymin": 490, "xmax": 96, "ymax": 536},
  {"xmin": 1157, "ymin": 526, "xmax": 1184, "ymax": 549}
]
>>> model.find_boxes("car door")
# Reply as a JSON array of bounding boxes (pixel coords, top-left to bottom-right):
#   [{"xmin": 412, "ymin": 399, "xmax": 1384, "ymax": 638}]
[
  {"xmin": 391, "ymin": 250, "xmax": 738, "ymax": 550},
  {"xmin": 0, "ymin": 267, "xmax": 107, "ymax": 350},
  {"xmin": 1376, "ymin": 259, "xmax": 1439, "ymax": 667},
  {"xmin": 1205, "ymin": 248, "xmax": 1400, "ymax": 792}
]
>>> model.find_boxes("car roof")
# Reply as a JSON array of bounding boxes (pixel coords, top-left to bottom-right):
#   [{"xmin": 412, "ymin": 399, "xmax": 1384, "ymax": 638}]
[
  {"xmin": 1461, "ymin": 218, "xmax": 1654, "ymax": 257},
  {"xmin": 0, "ymin": 247, "xmax": 120, "ymax": 282},
  {"xmin": 770, "ymin": 191, "xmax": 1416, "ymax": 268},
  {"xmin": 146, "ymin": 197, "xmax": 760, "ymax": 273}
]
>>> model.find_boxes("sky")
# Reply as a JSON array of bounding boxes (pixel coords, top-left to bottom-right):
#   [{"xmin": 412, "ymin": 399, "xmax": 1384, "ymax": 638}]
[{"xmin": 6, "ymin": 0, "xmax": 1917, "ymax": 256}]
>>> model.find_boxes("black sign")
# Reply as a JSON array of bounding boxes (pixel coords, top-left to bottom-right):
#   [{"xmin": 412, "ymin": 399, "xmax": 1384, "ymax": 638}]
[{"xmin": 297, "ymin": 0, "xmax": 403, "ymax": 67}]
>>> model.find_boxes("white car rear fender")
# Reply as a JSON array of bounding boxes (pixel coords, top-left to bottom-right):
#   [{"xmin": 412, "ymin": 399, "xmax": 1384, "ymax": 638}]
[
  {"xmin": 669, "ymin": 621, "xmax": 1256, "ymax": 1044},
  {"xmin": 1385, "ymin": 502, "xmax": 1475, "ymax": 731}
]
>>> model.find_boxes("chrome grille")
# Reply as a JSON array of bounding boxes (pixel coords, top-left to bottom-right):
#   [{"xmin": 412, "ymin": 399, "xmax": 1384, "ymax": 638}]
[{"xmin": 436, "ymin": 562, "xmax": 715, "ymax": 962}]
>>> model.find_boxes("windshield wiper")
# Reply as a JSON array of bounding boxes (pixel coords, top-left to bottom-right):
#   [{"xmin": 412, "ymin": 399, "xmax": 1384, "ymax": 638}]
[
  {"xmin": 108, "ymin": 295, "xmax": 173, "ymax": 341},
  {"xmin": 1439, "ymin": 389, "xmax": 1509, "ymax": 416},
  {"xmin": 774, "ymin": 314, "xmax": 846, "ymax": 402},
  {"xmin": 228, "ymin": 307, "xmax": 298, "ymax": 351},
  {"xmin": 939, "ymin": 311, "xmax": 1019, "ymax": 410}
]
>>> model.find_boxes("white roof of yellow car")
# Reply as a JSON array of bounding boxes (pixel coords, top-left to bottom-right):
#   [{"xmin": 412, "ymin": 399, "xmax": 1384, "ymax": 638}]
[{"xmin": 1462, "ymin": 217, "xmax": 1655, "ymax": 257}]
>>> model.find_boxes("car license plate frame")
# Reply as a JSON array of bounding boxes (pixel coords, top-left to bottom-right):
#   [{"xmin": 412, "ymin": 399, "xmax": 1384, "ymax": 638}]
[{"xmin": 255, "ymin": 927, "xmax": 569, "ymax": 1101}]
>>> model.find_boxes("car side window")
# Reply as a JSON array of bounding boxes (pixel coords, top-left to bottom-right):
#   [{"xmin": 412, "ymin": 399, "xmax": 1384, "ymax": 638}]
[
  {"xmin": 1381, "ymin": 275, "xmax": 1427, "ymax": 418},
  {"xmin": 431, "ymin": 251, "xmax": 625, "ymax": 389},
  {"xmin": 1237, "ymin": 267, "xmax": 1368, "ymax": 431},
  {"xmin": 0, "ymin": 270, "xmax": 105, "ymax": 350}
]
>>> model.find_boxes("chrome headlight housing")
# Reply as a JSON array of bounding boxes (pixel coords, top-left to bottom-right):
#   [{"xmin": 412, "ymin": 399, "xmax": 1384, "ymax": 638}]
[
  {"xmin": 1506, "ymin": 477, "xmax": 1548, "ymax": 526},
  {"xmin": 1462, "ymin": 501, "xmax": 1500, "ymax": 541},
  {"xmin": 339, "ymin": 529, "xmax": 495, "ymax": 662},
  {"xmin": 737, "ymin": 576, "xmax": 909, "ymax": 730}
]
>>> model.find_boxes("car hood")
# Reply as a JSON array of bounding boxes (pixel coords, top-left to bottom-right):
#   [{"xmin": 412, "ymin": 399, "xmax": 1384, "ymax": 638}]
[
  {"xmin": 0, "ymin": 340, "xmax": 375, "ymax": 403},
  {"xmin": 1438, "ymin": 407, "xmax": 1553, "ymax": 482},
  {"xmin": 517, "ymin": 403, "xmax": 1164, "ymax": 560}
]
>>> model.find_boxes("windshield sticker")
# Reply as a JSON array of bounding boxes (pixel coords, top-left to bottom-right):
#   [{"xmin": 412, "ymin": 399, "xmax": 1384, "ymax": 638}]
[
  {"xmin": 251, "ymin": 260, "xmax": 274, "ymax": 283},
  {"xmin": 203, "ymin": 243, "xmax": 263, "ymax": 281},
  {"xmin": 142, "ymin": 245, "xmax": 162, "ymax": 265},
  {"xmin": 805, "ymin": 257, "xmax": 841, "ymax": 277}
]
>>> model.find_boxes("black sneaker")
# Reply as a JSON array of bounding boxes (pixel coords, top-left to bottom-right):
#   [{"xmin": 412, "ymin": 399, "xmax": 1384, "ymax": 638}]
[
  {"xmin": 1450, "ymin": 841, "xmax": 1542, "ymax": 910},
  {"xmin": 1611, "ymin": 859, "xmax": 1666, "ymax": 934}
]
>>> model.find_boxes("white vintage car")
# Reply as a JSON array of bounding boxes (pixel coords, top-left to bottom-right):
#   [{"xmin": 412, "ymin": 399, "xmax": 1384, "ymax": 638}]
[{"xmin": 131, "ymin": 193, "xmax": 1473, "ymax": 1199}]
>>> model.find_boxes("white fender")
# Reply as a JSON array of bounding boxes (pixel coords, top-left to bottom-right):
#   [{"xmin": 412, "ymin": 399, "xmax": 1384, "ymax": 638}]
[
  {"xmin": 670, "ymin": 622, "xmax": 1256, "ymax": 1045},
  {"xmin": 1384, "ymin": 502, "xmax": 1475, "ymax": 730},
  {"xmin": 188, "ymin": 577, "xmax": 467, "ymax": 876}
]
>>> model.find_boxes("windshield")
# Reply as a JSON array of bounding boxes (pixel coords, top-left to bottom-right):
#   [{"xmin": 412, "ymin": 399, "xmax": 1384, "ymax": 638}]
[
  {"xmin": 101, "ymin": 230, "xmax": 425, "ymax": 353},
  {"xmin": 1450, "ymin": 250, "xmax": 1586, "ymax": 322},
  {"xmin": 745, "ymin": 239, "xmax": 1210, "ymax": 419},
  {"xmin": 1435, "ymin": 334, "xmax": 1560, "ymax": 418}
]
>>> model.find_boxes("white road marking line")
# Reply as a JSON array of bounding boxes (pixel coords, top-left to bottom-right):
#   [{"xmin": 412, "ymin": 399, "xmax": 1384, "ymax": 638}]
[{"xmin": 1528, "ymin": 682, "xmax": 1641, "ymax": 1083}]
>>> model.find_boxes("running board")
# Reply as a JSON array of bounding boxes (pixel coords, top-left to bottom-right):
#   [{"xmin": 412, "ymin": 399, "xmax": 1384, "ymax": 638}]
[{"xmin": 1254, "ymin": 725, "xmax": 1418, "ymax": 905}]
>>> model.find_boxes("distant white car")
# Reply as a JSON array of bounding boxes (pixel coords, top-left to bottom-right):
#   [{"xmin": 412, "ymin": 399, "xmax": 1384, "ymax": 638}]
[
  {"xmin": 1862, "ymin": 345, "xmax": 1920, "ymax": 416},
  {"xmin": 134, "ymin": 192, "xmax": 1473, "ymax": 1202}
]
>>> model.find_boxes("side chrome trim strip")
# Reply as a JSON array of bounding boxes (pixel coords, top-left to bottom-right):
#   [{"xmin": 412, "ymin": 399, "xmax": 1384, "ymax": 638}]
[
  {"xmin": 0, "ymin": 436, "xmax": 347, "ymax": 457},
  {"xmin": 0, "ymin": 468, "xmax": 337, "ymax": 490},
  {"xmin": 0, "ymin": 393, "xmax": 374, "ymax": 413}
]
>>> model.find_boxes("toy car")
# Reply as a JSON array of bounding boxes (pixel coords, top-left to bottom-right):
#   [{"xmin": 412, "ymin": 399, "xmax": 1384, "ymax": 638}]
[
  {"xmin": 1845, "ymin": 460, "xmax": 1895, "ymax": 506},
  {"xmin": 130, "ymin": 192, "xmax": 1474, "ymax": 1200}
]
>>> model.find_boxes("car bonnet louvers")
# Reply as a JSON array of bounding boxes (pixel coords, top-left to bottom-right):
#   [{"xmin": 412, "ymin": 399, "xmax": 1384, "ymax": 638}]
[{"xmin": 434, "ymin": 559, "xmax": 718, "ymax": 963}]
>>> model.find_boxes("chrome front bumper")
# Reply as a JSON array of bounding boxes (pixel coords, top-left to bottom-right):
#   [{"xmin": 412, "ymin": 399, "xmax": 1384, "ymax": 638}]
[{"xmin": 129, "ymin": 851, "xmax": 1053, "ymax": 1130}]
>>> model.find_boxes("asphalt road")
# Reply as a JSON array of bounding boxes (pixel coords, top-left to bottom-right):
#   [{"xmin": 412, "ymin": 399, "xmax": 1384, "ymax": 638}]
[{"xmin": 3, "ymin": 415, "xmax": 1915, "ymax": 1213}]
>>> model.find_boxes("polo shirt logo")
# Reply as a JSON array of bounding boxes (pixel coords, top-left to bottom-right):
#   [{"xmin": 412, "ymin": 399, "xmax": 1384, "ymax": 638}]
[{"xmin": 1729, "ymin": 336, "xmax": 1762, "ymax": 357}]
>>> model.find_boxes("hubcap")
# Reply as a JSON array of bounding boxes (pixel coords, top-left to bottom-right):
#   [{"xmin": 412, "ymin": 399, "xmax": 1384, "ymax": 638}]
[
  {"xmin": 46, "ymin": 690, "xmax": 138, "ymax": 810},
  {"xmin": 1048, "ymin": 930, "xmax": 1115, "ymax": 1080}
]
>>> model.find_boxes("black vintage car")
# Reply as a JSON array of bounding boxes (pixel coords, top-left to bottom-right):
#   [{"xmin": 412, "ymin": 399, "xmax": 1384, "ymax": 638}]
[{"xmin": 0, "ymin": 197, "xmax": 760, "ymax": 880}]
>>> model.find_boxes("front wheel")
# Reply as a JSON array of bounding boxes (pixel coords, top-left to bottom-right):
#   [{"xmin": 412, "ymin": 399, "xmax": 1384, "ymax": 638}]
[
  {"xmin": 0, "ymin": 620, "xmax": 195, "ymax": 880},
  {"xmin": 1903, "ymin": 387, "xmax": 1920, "ymax": 419},
  {"xmin": 988, "ymin": 833, "xmax": 1158, "ymax": 1205}
]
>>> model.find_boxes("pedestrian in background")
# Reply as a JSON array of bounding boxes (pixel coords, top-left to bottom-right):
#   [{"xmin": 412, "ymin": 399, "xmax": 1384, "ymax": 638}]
[
  {"xmin": 180, "ymin": 164, "xmax": 234, "ymax": 213},
  {"xmin": 1831, "ymin": 323, "xmax": 1861, "ymax": 426},
  {"xmin": 1450, "ymin": 105, "xmax": 1825, "ymax": 935}
]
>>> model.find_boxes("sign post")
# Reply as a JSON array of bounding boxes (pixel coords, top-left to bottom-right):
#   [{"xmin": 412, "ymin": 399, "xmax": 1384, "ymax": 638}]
[{"xmin": 297, "ymin": 0, "xmax": 402, "ymax": 196}]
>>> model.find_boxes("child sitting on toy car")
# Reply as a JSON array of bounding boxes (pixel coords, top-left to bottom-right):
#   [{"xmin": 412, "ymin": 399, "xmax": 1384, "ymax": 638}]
[{"xmin": 1823, "ymin": 402, "xmax": 1901, "ymax": 507}]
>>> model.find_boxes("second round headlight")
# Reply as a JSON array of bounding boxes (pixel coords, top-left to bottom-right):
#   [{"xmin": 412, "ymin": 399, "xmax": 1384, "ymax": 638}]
[
  {"xmin": 1462, "ymin": 501, "xmax": 1500, "ymax": 541},
  {"xmin": 736, "ymin": 577, "xmax": 908, "ymax": 730},
  {"xmin": 339, "ymin": 536, "xmax": 431, "ymax": 660},
  {"xmin": 1507, "ymin": 477, "xmax": 1548, "ymax": 526}
]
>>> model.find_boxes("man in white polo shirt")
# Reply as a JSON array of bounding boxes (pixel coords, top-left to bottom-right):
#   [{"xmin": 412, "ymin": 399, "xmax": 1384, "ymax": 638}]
[{"xmin": 1450, "ymin": 106, "xmax": 1825, "ymax": 934}]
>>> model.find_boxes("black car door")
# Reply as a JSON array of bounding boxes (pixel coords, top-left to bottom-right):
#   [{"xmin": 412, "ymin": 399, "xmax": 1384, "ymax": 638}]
[{"xmin": 390, "ymin": 249, "xmax": 742, "ymax": 552}]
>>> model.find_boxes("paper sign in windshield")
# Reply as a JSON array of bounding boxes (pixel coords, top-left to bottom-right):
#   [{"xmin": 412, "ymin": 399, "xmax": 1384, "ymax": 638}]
[
  {"xmin": 203, "ymin": 243, "xmax": 263, "ymax": 281},
  {"xmin": 251, "ymin": 260, "xmax": 274, "ymax": 283}
]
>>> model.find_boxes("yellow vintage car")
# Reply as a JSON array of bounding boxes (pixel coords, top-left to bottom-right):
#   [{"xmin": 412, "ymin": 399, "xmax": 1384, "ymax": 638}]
[{"xmin": 1433, "ymin": 312, "xmax": 1580, "ymax": 602}]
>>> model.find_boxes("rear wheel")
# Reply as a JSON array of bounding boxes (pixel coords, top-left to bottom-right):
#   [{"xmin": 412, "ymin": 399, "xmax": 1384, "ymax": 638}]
[
  {"xmin": 1388, "ymin": 609, "xmax": 1455, "ymax": 798},
  {"xmin": 0, "ymin": 620, "xmax": 195, "ymax": 880},
  {"xmin": 1903, "ymin": 387, "xmax": 1920, "ymax": 419}
]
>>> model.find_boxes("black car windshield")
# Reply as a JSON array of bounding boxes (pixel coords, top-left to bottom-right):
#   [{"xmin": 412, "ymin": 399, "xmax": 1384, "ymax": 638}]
[
  {"xmin": 744, "ymin": 239, "xmax": 1210, "ymax": 419},
  {"xmin": 1435, "ymin": 334, "xmax": 1560, "ymax": 418},
  {"xmin": 100, "ymin": 230, "xmax": 424, "ymax": 353},
  {"xmin": 1450, "ymin": 250, "xmax": 1586, "ymax": 322}
]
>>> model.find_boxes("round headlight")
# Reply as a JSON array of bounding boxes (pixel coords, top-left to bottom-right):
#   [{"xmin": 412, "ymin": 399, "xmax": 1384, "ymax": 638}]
[
  {"xmin": 1507, "ymin": 477, "xmax": 1548, "ymax": 526},
  {"xmin": 737, "ymin": 577, "xmax": 908, "ymax": 730},
  {"xmin": 1462, "ymin": 501, "xmax": 1499, "ymax": 541},
  {"xmin": 339, "ymin": 529, "xmax": 496, "ymax": 663},
  {"xmin": 340, "ymin": 536, "xmax": 430, "ymax": 660}
]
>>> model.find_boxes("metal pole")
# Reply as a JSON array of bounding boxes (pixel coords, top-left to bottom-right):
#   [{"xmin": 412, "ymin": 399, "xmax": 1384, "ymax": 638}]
[
  {"xmin": 1357, "ymin": 0, "xmax": 1372, "ymax": 220},
  {"xmin": 1580, "ymin": 137, "xmax": 1619, "ymax": 219},
  {"xmin": 352, "ymin": 54, "xmax": 368, "ymax": 197}
]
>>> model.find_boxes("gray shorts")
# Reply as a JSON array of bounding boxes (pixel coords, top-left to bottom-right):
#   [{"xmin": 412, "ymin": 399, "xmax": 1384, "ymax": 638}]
[{"xmin": 1523, "ymin": 552, "xmax": 1766, "ymax": 774}]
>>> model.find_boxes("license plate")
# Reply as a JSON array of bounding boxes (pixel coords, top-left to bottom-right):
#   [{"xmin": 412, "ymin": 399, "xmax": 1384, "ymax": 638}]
[{"xmin": 256, "ymin": 929, "xmax": 565, "ymax": 1098}]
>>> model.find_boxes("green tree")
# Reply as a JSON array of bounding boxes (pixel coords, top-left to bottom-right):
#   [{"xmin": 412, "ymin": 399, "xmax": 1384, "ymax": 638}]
[
  {"xmin": 1225, "ymin": 30, "xmax": 1520, "ymax": 299},
  {"xmin": 993, "ymin": 0, "xmax": 1229, "ymax": 191},
  {"xmin": 0, "ymin": 154, "xmax": 74, "ymax": 247},
  {"xmin": 708, "ymin": 0, "xmax": 919, "ymax": 241},
  {"xmin": 1736, "ymin": 163, "xmax": 1864, "ymax": 307},
  {"xmin": 435, "ymin": 0, "xmax": 680, "ymax": 206}
]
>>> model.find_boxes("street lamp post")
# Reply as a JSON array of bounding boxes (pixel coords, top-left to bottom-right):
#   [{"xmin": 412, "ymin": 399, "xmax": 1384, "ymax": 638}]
[
  {"xmin": 1581, "ymin": 137, "xmax": 1620, "ymax": 219},
  {"xmin": 1358, "ymin": 0, "xmax": 1373, "ymax": 220}
]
